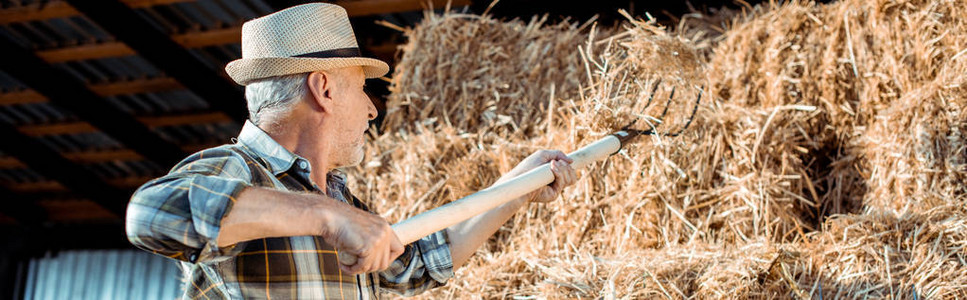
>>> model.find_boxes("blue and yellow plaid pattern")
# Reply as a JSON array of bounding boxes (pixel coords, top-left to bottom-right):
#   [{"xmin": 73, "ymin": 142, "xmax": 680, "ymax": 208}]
[{"xmin": 126, "ymin": 121, "xmax": 453, "ymax": 299}]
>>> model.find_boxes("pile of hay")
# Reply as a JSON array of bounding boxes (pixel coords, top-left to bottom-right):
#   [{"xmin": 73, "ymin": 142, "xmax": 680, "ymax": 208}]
[
  {"xmin": 346, "ymin": 0, "xmax": 967, "ymax": 297},
  {"xmin": 383, "ymin": 13, "xmax": 594, "ymax": 137}
]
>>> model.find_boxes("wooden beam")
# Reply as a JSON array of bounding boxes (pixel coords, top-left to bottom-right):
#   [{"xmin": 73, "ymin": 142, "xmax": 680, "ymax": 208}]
[
  {"xmin": 36, "ymin": 27, "xmax": 243, "ymax": 63},
  {"xmin": 169, "ymin": 26, "xmax": 242, "ymax": 48},
  {"xmin": 35, "ymin": 43, "xmax": 134, "ymax": 64},
  {"xmin": 39, "ymin": 199, "xmax": 118, "ymax": 222},
  {"xmin": 16, "ymin": 122, "xmax": 93, "ymax": 136},
  {"xmin": 0, "ymin": 0, "xmax": 470, "ymax": 26},
  {"xmin": 0, "ymin": 144, "xmax": 215, "ymax": 168},
  {"xmin": 0, "ymin": 157, "xmax": 20, "ymax": 168},
  {"xmin": 16, "ymin": 111, "xmax": 232, "ymax": 136},
  {"xmin": 0, "ymin": 2, "xmax": 75, "ymax": 25},
  {"xmin": 0, "ymin": 89, "xmax": 45, "ymax": 105},
  {"xmin": 0, "ymin": 0, "xmax": 194, "ymax": 25},
  {"xmin": 340, "ymin": 0, "xmax": 472, "ymax": 16},
  {"xmin": 266, "ymin": 0, "xmax": 471, "ymax": 16},
  {"xmin": 88, "ymin": 77, "xmax": 181, "ymax": 96},
  {"xmin": 0, "ymin": 77, "xmax": 182, "ymax": 105},
  {"xmin": 138, "ymin": 111, "xmax": 230, "ymax": 127},
  {"xmin": 4, "ymin": 176, "xmax": 154, "ymax": 194},
  {"xmin": 124, "ymin": 0, "xmax": 195, "ymax": 7}
]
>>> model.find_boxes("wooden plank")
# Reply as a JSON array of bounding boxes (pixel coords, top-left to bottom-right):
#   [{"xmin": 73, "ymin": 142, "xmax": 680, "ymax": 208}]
[
  {"xmin": 138, "ymin": 111, "xmax": 230, "ymax": 127},
  {"xmin": 0, "ymin": 144, "xmax": 214, "ymax": 168},
  {"xmin": 5, "ymin": 175, "xmax": 155, "ymax": 193},
  {"xmin": 0, "ymin": 156, "xmax": 21, "ymax": 168},
  {"xmin": 0, "ymin": 0, "xmax": 468, "ymax": 26},
  {"xmin": 340, "ymin": 0, "xmax": 472, "ymax": 17},
  {"xmin": 36, "ymin": 43, "xmax": 135, "ymax": 63},
  {"xmin": 36, "ymin": 27, "xmax": 242, "ymax": 63},
  {"xmin": 0, "ymin": 77, "xmax": 182, "ymax": 105},
  {"xmin": 38, "ymin": 199, "xmax": 118, "ymax": 221},
  {"xmin": 170, "ymin": 26, "xmax": 242, "ymax": 48},
  {"xmin": 0, "ymin": 149, "xmax": 145, "ymax": 168},
  {"xmin": 17, "ymin": 122, "xmax": 94, "ymax": 136},
  {"xmin": 0, "ymin": 89, "xmax": 45, "ymax": 105},
  {"xmin": 87, "ymin": 77, "xmax": 181, "ymax": 96},
  {"xmin": 0, "ymin": 2, "xmax": 75, "ymax": 25},
  {"xmin": 0, "ymin": 0, "xmax": 194, "ymax": 25},
  {"xmin": 17, "ymin": 111, "xmax": 232, "ymax": 136},
  {"xmin": 124, "ymin": 0, "xmax": 195, "ymax": 7}
]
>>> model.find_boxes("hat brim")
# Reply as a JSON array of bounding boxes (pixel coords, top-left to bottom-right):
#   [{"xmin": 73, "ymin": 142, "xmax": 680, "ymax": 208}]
[{"xmin": 225, "ymin": 57, "xmax": 390, "ymax": 86}]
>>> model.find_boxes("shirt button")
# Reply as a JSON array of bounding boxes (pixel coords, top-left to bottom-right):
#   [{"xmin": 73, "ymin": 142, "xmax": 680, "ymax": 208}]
[{"xmin": 298, "ymin": 160, "xmax": 309, "ymax": 170}]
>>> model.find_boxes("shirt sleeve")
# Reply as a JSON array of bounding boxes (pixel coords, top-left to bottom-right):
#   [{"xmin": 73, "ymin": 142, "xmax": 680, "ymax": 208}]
[
  {"xmin": 378, "ymin": 229, "xmax": 454, "ymax": 295},
  {"xmin": 125, "ymin": 147, "xmax": 252, "ymax": 264}
]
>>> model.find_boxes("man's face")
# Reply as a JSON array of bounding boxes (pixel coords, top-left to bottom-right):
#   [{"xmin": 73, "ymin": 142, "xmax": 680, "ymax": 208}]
[{"xmin": 326, "ymin": 67, "xmax": 376, "ymax": 168}]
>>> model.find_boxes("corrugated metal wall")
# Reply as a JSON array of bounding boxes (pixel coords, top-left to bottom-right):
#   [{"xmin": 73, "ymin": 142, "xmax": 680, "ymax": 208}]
[{"xmin": 23, "ymin": 250, "xmax": 182, "ymax": 300}]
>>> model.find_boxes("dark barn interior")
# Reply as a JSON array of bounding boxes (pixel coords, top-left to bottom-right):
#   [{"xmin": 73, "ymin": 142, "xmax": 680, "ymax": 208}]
[{"xmin": 0, "ymin": 0, "xmax": 753, "ymax": 298}]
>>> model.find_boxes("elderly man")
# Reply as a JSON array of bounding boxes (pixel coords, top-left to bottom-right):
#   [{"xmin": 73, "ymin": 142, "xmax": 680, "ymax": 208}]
[{"xmin": 126, "ymin": 3, "xmax": 576, "ymax": 299}]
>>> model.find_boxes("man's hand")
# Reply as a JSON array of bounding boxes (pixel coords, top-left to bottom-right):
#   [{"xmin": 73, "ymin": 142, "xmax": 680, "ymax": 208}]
[
  {"xmin": 447, "ymin": 149, "xmax": 578, "ymax": 268},
  {"xmin": 498, "ymin": 150, "xmax": 578, "ymax": 203},
  {"xmin": 321, "ymin": 201, "xmax": 404, "ymax": 275}
]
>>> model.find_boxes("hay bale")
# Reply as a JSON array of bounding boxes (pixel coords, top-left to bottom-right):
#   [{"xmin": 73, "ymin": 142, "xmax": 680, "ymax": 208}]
[
  {"xmin": 383, "ymin": 12, "xmax": 594, "ymax": 137},
  {"xmin": 502, "ymin": 206, "xmax": 967, "ymax": 298},
  {"xmin": 343, "ymin": 0, "xmax": 967, "ymax": 297},
  {"xmin": 710, "ymin": 0, "xmax": 967, "ymax": 214}
]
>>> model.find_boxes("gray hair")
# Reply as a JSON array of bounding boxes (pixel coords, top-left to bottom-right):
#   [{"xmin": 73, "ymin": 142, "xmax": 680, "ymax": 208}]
[{"xmin": 245, "ymin": 73, "xmax": 309, "ymax": 125}]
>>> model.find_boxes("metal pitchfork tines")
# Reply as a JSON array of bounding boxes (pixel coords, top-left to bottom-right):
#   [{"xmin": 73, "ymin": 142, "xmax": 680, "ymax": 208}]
[{"xmin": 611, "ymin": 80, "xmax": 704, "ymax": 147}]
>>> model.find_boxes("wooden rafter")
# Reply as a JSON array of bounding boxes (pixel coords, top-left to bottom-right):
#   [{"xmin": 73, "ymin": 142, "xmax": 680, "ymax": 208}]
[
  {"xmin": 39, "ymin": 199, "xmax": 119, "ymax": 222},
  {"xmin": 2, "ymin": 0, "xmax": 472, "ymax": 25},
  {"xmin": 0, "ymin": 77, "xmax": 181, "ymax": 105},
  {"xmin": 169, "ymin": 26, "xmax": 242, "ymax": 48},
  {"xmin": 0, "ymin": 144, "xmax": 215, "ymax": 168},
  {"xmin": 0, "ymin": 0, "xmax": 194, "ymax": 25},
  {"xmin": 89, "ymin": 77, "xmax": 182, "ymax": 96},
  {"xmin": 16, "ymin": 111, "xmax": 232, "ymax": 136},
  {"xmin": 340, "ymin": 0, "xmax": 471, "ymax": 17},
  {"xmin": 35, "ymin": 27, "xmax": 242, "ymax": 63},
  {"xmin": 35, "ymin": 42, "xmax": 135, "ymax": 64},
  {"xmin": 0, "ymin": 89, "xmax": 45, "ymax": 105},
  {"xmin": 4, "ymin": 175, "xmax": 155, "ymax": 194}
]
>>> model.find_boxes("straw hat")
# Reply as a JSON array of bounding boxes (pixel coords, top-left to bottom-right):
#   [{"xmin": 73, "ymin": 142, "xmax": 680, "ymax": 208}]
[{"xmin": 225, "ymin": 3, "xmax": 390, "ymax": 86}]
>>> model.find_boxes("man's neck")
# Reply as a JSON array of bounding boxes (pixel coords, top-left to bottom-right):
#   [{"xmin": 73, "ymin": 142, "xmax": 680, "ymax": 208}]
[{"xmin": 259, "ymin": 116, "xmax": 334, "ymax": 193}]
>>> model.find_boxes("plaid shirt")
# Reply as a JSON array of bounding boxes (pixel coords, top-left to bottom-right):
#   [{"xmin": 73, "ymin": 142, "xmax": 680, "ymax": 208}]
[{"xmin": 126, "ymin": 121, "xmax": 453, "ymax": 299}]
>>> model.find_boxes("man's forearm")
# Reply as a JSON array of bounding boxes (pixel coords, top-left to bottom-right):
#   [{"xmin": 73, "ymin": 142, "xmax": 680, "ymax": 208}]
[
  {"xmin": 444, "ymin": 152, "xmax": 575, "ymax": 269},
  {"xmin": 445, "ymin": 195, "xmax": 528, "ymax": 269},
  {"xmin": 216, "ymin": 187, "xmax": 333, "ymax": 247}
]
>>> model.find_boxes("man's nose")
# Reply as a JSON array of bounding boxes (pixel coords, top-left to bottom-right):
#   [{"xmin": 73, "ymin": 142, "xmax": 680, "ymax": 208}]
[{"xmin": 367, "ymin": 96, "xmax": 379, "ymax": 121}]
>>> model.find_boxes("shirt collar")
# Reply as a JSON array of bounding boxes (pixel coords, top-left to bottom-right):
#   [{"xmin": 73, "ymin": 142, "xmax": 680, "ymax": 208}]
[{"xmin": 237, "ymin": 120, "xmax": 307, "ymax": 175}]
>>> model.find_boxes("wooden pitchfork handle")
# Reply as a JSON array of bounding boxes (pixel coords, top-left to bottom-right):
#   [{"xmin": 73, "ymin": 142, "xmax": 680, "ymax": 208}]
[{"xmin": 337, "ymin": 130, "xmax": 640, "ymax": 266}]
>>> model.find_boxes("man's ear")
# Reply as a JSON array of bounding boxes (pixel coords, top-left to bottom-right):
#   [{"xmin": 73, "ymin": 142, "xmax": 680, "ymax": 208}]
[{"xmin": 306, "ymin": 71, "xmax": 333, "ymax": 112}]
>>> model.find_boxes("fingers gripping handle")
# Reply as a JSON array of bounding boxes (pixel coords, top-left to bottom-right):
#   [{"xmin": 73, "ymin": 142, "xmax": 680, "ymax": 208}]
[
  {"xmin": 338, "ymin": 249, "xmax": 357, "ymax": 266},
  {"xmin": 337, "ymin": 133, "xmax": 626, "ymax": 268}
]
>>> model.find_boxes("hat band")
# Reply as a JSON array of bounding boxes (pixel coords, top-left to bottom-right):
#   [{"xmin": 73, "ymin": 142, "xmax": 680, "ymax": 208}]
[{"xmin": 292, "ymin": 47, "xmax": 361, "ymax": 59}]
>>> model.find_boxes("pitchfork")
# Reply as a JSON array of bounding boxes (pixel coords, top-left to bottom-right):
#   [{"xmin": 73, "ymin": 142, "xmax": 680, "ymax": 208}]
[{"xmin": 339, "ymin": 82, "xmax": 703, "ymax": 265}]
